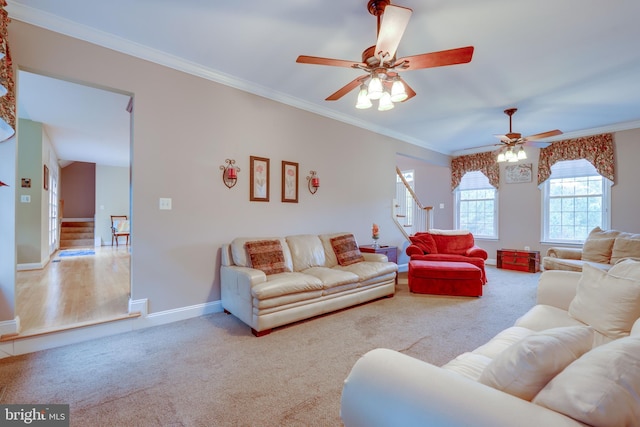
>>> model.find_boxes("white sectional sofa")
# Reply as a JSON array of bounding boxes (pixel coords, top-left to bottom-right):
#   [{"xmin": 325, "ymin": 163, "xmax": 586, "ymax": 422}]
[
  {"xmin": 221, "ymin": 233, "xmax": 397, "ymax": 336},
  {"xmin": 341, "ymin": 261, "xmax": 640, "ymax": 427}
]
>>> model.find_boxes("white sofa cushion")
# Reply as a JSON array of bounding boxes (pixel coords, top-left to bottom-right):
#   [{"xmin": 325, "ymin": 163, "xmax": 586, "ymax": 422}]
[
  {"xmin": 533, "ymin": 335, "xmax": 640, "ymax": 427},
  {"xmin": 442, "ymin": 352, "xmax": 492, "ymax": 381},
  {"xmin": 478, "ymin": 326, "xmax": 594, "ymax": 401},
  {"xmin": 515, "ymin": 305, "xmax": 585, "ymax": 332},
  {"xmin": 286, "ymin": 234, "xmax": 326, "ymax": 271},
  {"xmin": 569, "ymin": 264, "xmax": 640, "ymax": 339},
  {"xmin": 318, "ymin": 232, "xmax": 351, "ymax": 268},
  {"xmin": 611, "ymin": 232, "xmax": 640, "ymax": 264},
  {"xmin": 251, "ymin": 272, "xmax": 324, "ymax": 300},
  {"xmin": 472, "ymin": 326, "xmax": 534, "ymax": 359}
]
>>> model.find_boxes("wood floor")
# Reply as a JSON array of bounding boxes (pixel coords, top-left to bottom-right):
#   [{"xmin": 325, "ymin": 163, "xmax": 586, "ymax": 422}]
[{"xmin": 16, "ymin": 245, "xmax": 131, "ymax": 336}]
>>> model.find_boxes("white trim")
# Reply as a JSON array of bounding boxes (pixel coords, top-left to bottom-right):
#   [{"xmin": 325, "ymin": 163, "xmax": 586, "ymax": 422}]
[
  {"xmin": 0, "ymin": 300, "xmax": 224, "ymax": 358},
  {"xmin": 17, "ymin": 262, "xmax": 45, "ymax": 271},
  {"xmin": 0, "ymin": 317, "xmax": 20, "ymax": 336}
]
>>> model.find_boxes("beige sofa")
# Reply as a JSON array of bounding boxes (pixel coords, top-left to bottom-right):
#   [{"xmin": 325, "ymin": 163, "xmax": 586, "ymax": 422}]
[
  {"xmin": 341, "ymin": 260, "xmax": 640, "ymax": 427},
  {"xmin": 221, "ymin": 233, "xmax": 397, "ymax": 336},
  {"xmin": 543, "ymin": 226, "xmax": 640, "ymax": 272}
]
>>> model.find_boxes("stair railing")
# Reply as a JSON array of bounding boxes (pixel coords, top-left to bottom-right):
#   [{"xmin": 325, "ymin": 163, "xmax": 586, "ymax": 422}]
[{"xmin": 394, "ymin": 167, "xmax": 433, "ymax": 240}]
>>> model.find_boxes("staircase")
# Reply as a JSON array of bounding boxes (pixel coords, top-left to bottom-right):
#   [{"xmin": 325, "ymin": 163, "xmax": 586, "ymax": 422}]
[
  {"xmin": 394, "ymin": 167, "xmax": 433, "ymax": 239},
  {"xmin": 60, "ymin": 220, "xmax": 95, "ymax": 248}
]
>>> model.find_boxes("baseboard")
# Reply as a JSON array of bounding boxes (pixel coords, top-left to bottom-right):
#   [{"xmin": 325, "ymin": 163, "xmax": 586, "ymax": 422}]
[
  {"xmin": 486, "ymin": 258, "xmax": 497, "ymax": 266},
  {"xmin": 17, "ymin": 262, "xmax": 45, "ymax": 271},
  {"xmin": 0, "ymin": 300, "xmax": 224, "ymax": 358}
]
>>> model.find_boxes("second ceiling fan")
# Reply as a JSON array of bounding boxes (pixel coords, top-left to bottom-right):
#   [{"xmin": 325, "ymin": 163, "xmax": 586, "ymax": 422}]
[{"xmin": 296, "ymin": 0, "xmax": 474, "ymax": 111}]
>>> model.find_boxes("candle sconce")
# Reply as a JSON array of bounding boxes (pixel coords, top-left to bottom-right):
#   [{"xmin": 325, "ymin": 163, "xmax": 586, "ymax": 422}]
[
  {"xmin": 220, "ymin": 159, "xmax": 240, "ymax": 189},
  {"xmin": 306, "ymin": 170, "xmax": 320, "ymax": 195}
]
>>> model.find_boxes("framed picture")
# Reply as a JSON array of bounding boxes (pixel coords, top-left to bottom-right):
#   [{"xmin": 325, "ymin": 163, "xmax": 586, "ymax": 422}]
[
  {"xmin": 250, "ymin": 156, "xmax": 270, "ymax": 202},
  {"xmin": 505, "ymin": 163, "xmax": 533, "ymax": 184},
  {"xmin": 43, "ymin": 165, "xmax": 49, "ymax": 191},
  {"xmin": 21, "ymin": 178, "xmax": 31, "ymax": 188},
  {"xmin": 281, "ymin": 161, "xmax": 299, "ymax": 203}
]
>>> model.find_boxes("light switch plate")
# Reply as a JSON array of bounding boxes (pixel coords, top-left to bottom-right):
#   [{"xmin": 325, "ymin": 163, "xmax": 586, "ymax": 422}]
[
  {"xmin": 21, "ymin": 195, "xmax": 31, "ymax": 203},
  {"xmin": 159, "ymin": 198, "xmax": 172, "ymax": 210}
]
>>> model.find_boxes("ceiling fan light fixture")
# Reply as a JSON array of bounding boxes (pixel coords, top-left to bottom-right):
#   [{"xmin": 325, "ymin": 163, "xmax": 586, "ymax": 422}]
[
  {"xmin": 517, "ymin": 147, "xmax": 527, "ymax": 160},
  {"xmin": 390, "ymin": 77, "xmax": 407, "ymax": 102},
  {"xmin": 367, "ymin": 75, "xmax": 384, "ymax": 100},
  {"xmin": 355, "ymin": 84, "xmax": 373, "ymax": 109},
  {"xmin": 378, "ymin": 91, "xmax": 394, "ymax": 111}
]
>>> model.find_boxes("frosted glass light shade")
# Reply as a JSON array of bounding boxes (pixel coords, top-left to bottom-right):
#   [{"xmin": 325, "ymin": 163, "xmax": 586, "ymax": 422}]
[
  {"xmin": 378, "ymin": 92, "xmax": 394, "ymax": 111},
  {"xmin": 355, "ymin": 85, "xmax": 372, "ymax": 109},
  {"xmin": 390, "ymin": 79, "xmax": 407, "ymax": 102},
  {"xmin": 368, "ymin": 76, "xmax": 383, "ymax": 100}
]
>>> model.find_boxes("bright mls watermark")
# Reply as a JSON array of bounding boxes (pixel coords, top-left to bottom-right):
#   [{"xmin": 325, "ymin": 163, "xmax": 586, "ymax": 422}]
[{"xmin": 1, "ymin": 405, "xmax": 69, "ymax": 426}]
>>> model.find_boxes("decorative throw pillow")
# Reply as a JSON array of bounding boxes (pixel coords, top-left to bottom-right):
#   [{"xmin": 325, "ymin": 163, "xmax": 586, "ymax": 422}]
[
  {"xmin": 330, "ymin": 234, "xmax": 364, "ymax": 266},
  {"xmin": 611, "ymin": 233, "xmax": 640, "ymax": 264},
  {"xmin": 581, "ymin": 237, "xmax": 615, "ymax": 263},
  {"xmin": 409, "ymin": 234, "xmax": 438, "ymax": 254},
  {"xmin": 245, "ymin": 240, "xmax": 290, "ymax": 275},
  {"xmin": 533, "ymin": 335, "xmax": 640, "ymax": 427},
  {"xmin": 478, "ymin": 326, "xmax": 594, "ymax": 401},
  {"xmin": 569, "ymin": 264, "xmax": 640, "ymax": 339}
]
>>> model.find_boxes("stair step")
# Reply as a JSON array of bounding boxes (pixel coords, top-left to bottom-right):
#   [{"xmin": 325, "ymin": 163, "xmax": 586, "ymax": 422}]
[
  {"xmin": 60, "ymin": 238, "xmax": 94, "ymax": 248},
  {"xmin": 61, "ymin": 221, "xmax": 94, "ymax": 228}
]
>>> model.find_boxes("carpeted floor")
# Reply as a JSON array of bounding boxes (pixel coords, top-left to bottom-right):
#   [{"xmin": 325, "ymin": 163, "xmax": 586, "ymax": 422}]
[{"xmin": 0, "ymin": 266, "xmax": 541, "ymax": 426}]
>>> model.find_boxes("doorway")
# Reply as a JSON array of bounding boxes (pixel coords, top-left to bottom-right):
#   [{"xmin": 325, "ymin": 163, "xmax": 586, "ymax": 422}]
[{"xmin": 15, "ymin": 70, "xmax": 133, "ymax": 335}]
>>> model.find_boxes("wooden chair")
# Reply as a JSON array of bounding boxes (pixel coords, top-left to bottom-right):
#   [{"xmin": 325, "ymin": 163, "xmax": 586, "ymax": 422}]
[{"xmin": 111, "ymin": 215, "xmax": 130, "ymax": 246}]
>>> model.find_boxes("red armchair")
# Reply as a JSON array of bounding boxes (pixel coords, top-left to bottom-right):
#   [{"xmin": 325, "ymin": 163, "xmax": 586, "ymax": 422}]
[{"xmin": 406, "ymin": 231, "xmax": 488, "ymax": 284}]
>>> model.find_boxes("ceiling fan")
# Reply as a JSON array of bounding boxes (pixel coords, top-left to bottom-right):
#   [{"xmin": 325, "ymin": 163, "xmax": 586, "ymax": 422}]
[
  {"xmin": 296, "ymin": 0, "xmax": 474, "ymax": 111},
  {"xmin": 490, "ymin": 108, "xmax": 563, "ymax": 162}
]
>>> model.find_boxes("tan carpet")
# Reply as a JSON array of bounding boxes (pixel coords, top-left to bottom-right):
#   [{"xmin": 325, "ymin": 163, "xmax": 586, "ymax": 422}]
[{"xmin": 0, "ymin": 266, "xmax": 541, "ymax": 426}]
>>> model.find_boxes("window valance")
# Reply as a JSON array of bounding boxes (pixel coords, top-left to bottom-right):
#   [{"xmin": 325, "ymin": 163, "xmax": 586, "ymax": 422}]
[
  {"xmin": 537, "ymin": 133, "xmax": 614, "ymax": 186},
  {"xmin": 0, "ymin": 0, "xmax": 15, "ymax": 142},
  {"xmin": 451, "ymin": 151, "xmax": 499, "ymax": 191}
]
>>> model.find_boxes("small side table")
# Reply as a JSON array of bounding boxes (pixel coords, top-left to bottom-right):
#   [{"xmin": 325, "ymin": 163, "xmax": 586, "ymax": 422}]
[{"xmin": 359, "ymin": 245, "xmax": 398, "ymax": 264}]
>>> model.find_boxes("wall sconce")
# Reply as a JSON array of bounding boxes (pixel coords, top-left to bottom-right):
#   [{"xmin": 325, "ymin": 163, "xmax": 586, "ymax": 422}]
[
  {"xmin": 220, "ymin": 159, "xmax": 240, "ymax": 189},
  {"xmin": 306, "ymin": 170, "xmax": 320, "ymax": 194}
]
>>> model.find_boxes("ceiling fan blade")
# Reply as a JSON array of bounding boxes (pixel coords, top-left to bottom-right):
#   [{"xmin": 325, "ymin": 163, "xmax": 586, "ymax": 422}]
[
  {"xmin": 461, "ymin": 143, "xmax": 503, "ymax": 151},
  {"xmin": 402, "ymin": 78, "xmax": 416, "ymax": 101},
  {"xmin": 325, "ymin": 75, "xmax": 369, "ymax": 101},
  {"xmin": 494, "ymin": 134, "xmax": 513, "ymax": 144},
  {"xmin": 396, "ymin": 46, "xmax": 474, "ymax": 71},
  {"xmin": 523, "ymin": 141, "xmax": 552, "ymax": 148},
  {"xmin": 524, "ymin": 129, "xmax": 563, "ymax": 141},
  {"xmin": 296, "ymin": 55, "xmax": 364, "ymax": 68},
  {"xmin": 374, "ymin": 5, "xmax": 412, "ymax": 63}
]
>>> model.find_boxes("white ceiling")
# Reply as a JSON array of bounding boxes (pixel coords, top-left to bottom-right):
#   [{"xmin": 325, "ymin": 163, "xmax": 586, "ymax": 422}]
[{"xmin": 9, "ymin": 0, "xmax": 640, "ymax": 164}]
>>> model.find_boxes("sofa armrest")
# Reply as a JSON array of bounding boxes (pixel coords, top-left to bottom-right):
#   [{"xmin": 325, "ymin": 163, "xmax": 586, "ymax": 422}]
[
  {"xmin": 536, "ymin": 270, "xmax": 581, "ymax": 310},
  {"xmin": 546, "ymin": 247, "xmax": 582, "ymax": 260},
  {"xmin": 466, "ymin": 245, "xmax": 488, "ymax": 260},
  {"xmin": 405, "ymin": 244, "xmax": 424, "ymax": 257},
  {"xmin": 341, "ymin": 348, "xmax": 585, "ymax": 427},
  {"xmin": 361, "ymin": 252, "xmax": 388, "ymax": 262}
]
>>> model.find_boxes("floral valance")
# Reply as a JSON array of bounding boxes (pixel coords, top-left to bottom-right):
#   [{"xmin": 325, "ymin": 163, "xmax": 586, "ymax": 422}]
[
  {"xmin": 451, "ymin": 151, "xmax": 499, "ymax": 191},
  {"xmin": 537, "ymin": 133, "xmax": 614, "ymax": 186},
  {"xmin": 0, "ymin": 0, "xmax": 15, "ymax": 141}
]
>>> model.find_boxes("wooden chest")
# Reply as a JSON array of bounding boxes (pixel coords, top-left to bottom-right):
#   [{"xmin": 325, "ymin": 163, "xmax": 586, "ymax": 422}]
[{"xmin": 497, "ymin": 249, "xmax": 540, "ymax": 273}]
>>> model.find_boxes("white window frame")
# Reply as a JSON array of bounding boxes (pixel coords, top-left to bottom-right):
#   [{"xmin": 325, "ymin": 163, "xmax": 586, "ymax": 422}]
[
  {"xmin": 541, "ymin": 159, "xmax": 612, "ymax": 245},
  {"xmin": 454, "ymin": 171, "xmax": 498, "ymax": 239}
]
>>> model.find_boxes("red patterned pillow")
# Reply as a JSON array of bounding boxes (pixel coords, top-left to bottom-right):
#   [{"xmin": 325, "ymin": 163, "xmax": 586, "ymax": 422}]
[
  {"xmin": 245, "ymin": 240, "xmax": 289, "ymax": 275},
  {"xmin": 410, "ymin": 233, "xmax": 438, "ymax": 254},
  {"xmin": 330, "ymin": 234, "xmax": 365, "ymax": 266}
]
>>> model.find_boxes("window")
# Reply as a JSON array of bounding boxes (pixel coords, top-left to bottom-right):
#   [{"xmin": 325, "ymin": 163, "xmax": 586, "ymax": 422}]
[
  {"xmin": 455, "ymin": 171, "xmax": 497, "ymax": 238},
  {"xmin": 541, "ymin": 159, "xmax": 611, "ymax": 244}
]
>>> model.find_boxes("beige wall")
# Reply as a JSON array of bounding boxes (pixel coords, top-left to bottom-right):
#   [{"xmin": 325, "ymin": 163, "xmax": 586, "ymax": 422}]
[
  {"xmin": 6, "ymin": 21, "xmax": 444, "ymax": 318},
  {"xmin": 95, "ymin": 165, "xmax": 130, "ymax": 245}
]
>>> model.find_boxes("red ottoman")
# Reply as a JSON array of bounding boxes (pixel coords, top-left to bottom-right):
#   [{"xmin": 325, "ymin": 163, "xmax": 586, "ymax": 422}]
[{"xmin": 408, "ymin": 260, "xmax": 483, "ymax": 297}]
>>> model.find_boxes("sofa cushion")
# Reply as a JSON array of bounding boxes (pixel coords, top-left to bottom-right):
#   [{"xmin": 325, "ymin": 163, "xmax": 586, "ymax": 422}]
[
  {"xmin": 336, "ymin": 261, "xmax": 397, "ymax": 282},
  {"xmin": 515, "ymin": 305, "xmax": 586, "ymax": 333},
  {"xmin": 569, "ymin": 264, "xmax": 640, "ymax": 339},
  {"xmin": 533, "ymin": 335, "xmax": 640, "ymax": 427},
  {"xmin": 478, "ymin": 326, "xmax": 594, "ymax": 401},
  {"xmin": 409, "ymin": 234, "xmax": 438, "ymax": 254},
  {"xmin": 608, "ymin": 258, "xmax": 640, "ymax": 279},
  {"xmin": 251, "ymin": 272, "xmax": 324, "ymax": 300},
  {"xmin": 442, "ymin": 352, "xmax": 493, "ymax": 381},
  {"xmin": 230, "ymin": 237, "xmax": 293, "ymax": 271},
  {"xmin": 286, "ymin": 234, "xmax": 326, "ymax": 271},
  {"xmin": 611, "ymin": 232, "xmax": 640, "ymax": 264},
  {"xmin": 472, "ymin": 326, "xmax": 535, "ymax": 359},
  {"xmin": 580, "ymin": 226, "xmax": 621, "ymax": 263},
  {"xmin": 430, "ymin": 233, "xmax": 474, "ymax": 256},
  {"xmin": 245, "ymin": 240, "xmax": 291, "ymax": 275},
  {"xmin": 302, "ymin": 266, "xmax": 359, "ymax": 290},
  {"xmin": 330, "ymin": 234, "xmax": 365, "ymax": 266}
]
